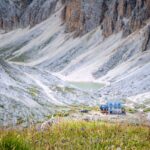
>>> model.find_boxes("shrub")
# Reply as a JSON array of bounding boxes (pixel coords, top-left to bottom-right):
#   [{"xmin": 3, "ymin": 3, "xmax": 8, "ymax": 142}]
[{"xmin": 126, "ymin": 108, "xmax": 137, "ymax": 113}]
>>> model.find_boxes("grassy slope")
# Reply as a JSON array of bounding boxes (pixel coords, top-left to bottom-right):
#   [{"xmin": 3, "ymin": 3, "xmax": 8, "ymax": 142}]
[{"xmin": 0, "ymin": 121, "xmax": 150, "ymax": 150}]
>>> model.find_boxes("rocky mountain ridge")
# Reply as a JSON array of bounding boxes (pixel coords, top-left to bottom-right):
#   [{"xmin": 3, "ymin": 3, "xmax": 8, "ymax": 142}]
[
  {"xmin": 63, "ymin": 0, "xmax": 150, "ymax": 37},
  {"xmin": 0, "ymin": 0, "xmax": 59, "ymax": 30},
  {"xmin": 1, "ymin": 0, "xmax": 150, "ymax": 38}
]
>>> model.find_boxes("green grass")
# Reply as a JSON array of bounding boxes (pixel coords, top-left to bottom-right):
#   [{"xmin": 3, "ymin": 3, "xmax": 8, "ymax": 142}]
[
  {"xmin": 0, "ymin": 132, "xmax": 31, "ymax": 150},
  {"xmin": 53, "ymin": 112, "xmax": 70, "ymax": 118},
  {"xmin": 50, "ymin": 105, "xmax": 99, "ymax": 118},
  {"xmin": 28, "ymin": 87, "xmax": 38, "ymax": 97},
  {"xmin": 144, "ymin": 107, "xmax": 150, "ymax": 113},
  {"xmin": 0, "ymin": 121, "xmax": 150, "ymax": 150},
  {"xmin": 126, "ymin": 107, "xmax": 138, "ymax": 114}
]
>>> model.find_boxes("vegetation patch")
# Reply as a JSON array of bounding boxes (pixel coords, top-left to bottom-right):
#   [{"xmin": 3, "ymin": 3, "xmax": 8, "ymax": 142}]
[
  {"xmin": 126, "ymin": 107, "xmax": 138, "ymax": 114},
  {"xmin": 134, "ymin": 104, "xmax": 146, "ymax": 110},
  {"xmin": 17, "ymin": 117, "xmax": 25, "ymax": 125},
  {"xmin": 51, "ymin": 85, "xmax": 76, "ymax": 94},
  {"xmin": 58, "ymin": 105, "xmax": 100, "ymax": 115},
  {"xmin": 143, "ymin": 99, "xmax": 150, "ymax": 105},
  {"xmin": 53, "ymin": 112, "xmax": 70, "ymax": 118},
  {"xmin": 0, "ymin": 121, "xmax": 150, "ymax": 150},
  {"xmin": 28, "ymin": 87, "xmax": 38, "ymax": 97},
  {"xmin": 0, "ymin": 132, "xmax": 31, "ymax": 150},
  {"xmin": 144, "ymin": 107, "xmax": 150, "ymax": 113}
]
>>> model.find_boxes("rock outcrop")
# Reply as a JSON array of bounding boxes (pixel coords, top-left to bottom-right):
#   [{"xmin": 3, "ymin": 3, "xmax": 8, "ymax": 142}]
[
  {"xmin": 1, "ymin": 0, "xmax": 150, "ymax": 37},
  {"xmin": 142, "ymin": 25, "xmax": 150, "ymax": 51},
  {"xmin": 62, "ymin": 0, "xmax": 106, "ymax": 36},
  {"xmin": 0, "ymin": 0, "xmax": 59, "ymax": 30},
  {"xmin": 63, "ymin": 0, "xmax": 150, "ymax": 37}
]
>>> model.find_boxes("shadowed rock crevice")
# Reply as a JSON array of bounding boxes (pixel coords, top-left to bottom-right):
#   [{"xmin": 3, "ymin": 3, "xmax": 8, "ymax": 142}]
[{"xmin": 142, "ymin": 25, "xmax": 150, "ymax": 51}]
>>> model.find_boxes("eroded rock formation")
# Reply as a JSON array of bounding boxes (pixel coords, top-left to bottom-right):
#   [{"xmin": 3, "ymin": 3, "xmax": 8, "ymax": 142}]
[
  {"xmin": 0, "ymin": 0, "xmax": 150, "ymax": 36},
  {"xmin": 142, "ymin": 25, "xmax": 150, "ymax": 51},
  {"xmin": 0, "ymin": 0, "xmax": 59, "ymax": 30},
  {"xmin": 62, "ymin": 0, "xmax": 106, "ymax": 36},
  {"xmin": 63, "ymin": 0, "xmax": 150, "ymax": 37}
]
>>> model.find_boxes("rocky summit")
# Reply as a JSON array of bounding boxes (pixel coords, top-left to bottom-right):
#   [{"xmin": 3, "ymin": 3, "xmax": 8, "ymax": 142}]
[{"xmin": 0, "ymin": 0, "xmax": 150, "ymax": 126}]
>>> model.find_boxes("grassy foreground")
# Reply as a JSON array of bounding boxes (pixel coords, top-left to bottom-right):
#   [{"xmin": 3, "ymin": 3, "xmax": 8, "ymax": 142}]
[{"xmin": 0, "ymin": 121, "xmax": 150, "ymax": 150}]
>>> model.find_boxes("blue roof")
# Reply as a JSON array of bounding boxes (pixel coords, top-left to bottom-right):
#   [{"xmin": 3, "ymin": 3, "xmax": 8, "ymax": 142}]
[
  {"xmin": 107, "ymin": 101, "xmax": 123, "ymax": 108},
  {"xmin": 107, "ymin": 101, "xmax": 122, "ymax": 104},
  {"xmin": 100, "ymin": 105, "xmax": 108, "ymax": 109}
]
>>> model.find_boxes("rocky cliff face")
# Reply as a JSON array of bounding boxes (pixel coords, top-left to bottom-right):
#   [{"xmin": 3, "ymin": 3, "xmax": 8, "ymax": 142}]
[
  {"xmin": 0, "ymin": 0, "xmax": 59, "ymax": 30},
  {"xmin": 63, "ymin": 0, "xmax": 150, "ymax": 37},
  {"xmin": 1, "ymin": 0, "xmax": 150, "ymax": 37}
]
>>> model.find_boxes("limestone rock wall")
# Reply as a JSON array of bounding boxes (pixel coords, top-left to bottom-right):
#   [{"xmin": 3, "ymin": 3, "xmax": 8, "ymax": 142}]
[
  {"xmin": 0, "ymin": 0, "xmax": 59, "ymax": 30},
  {"xmin": 63, "ymin": 0, "xmax": 150, "ymax": 37},
  {"xmin": 62, "ymin": 0, "xmax": 106, "ymax": 36},
  {"xmin": 0, "ymin": 0, "xmax": 150, "ymax": 37}
]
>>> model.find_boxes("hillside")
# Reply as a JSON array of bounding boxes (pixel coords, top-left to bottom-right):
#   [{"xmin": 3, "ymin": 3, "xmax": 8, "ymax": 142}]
[{"xmin": 0, "ymin": 0, "xmax": 150, "ymax": 126}]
